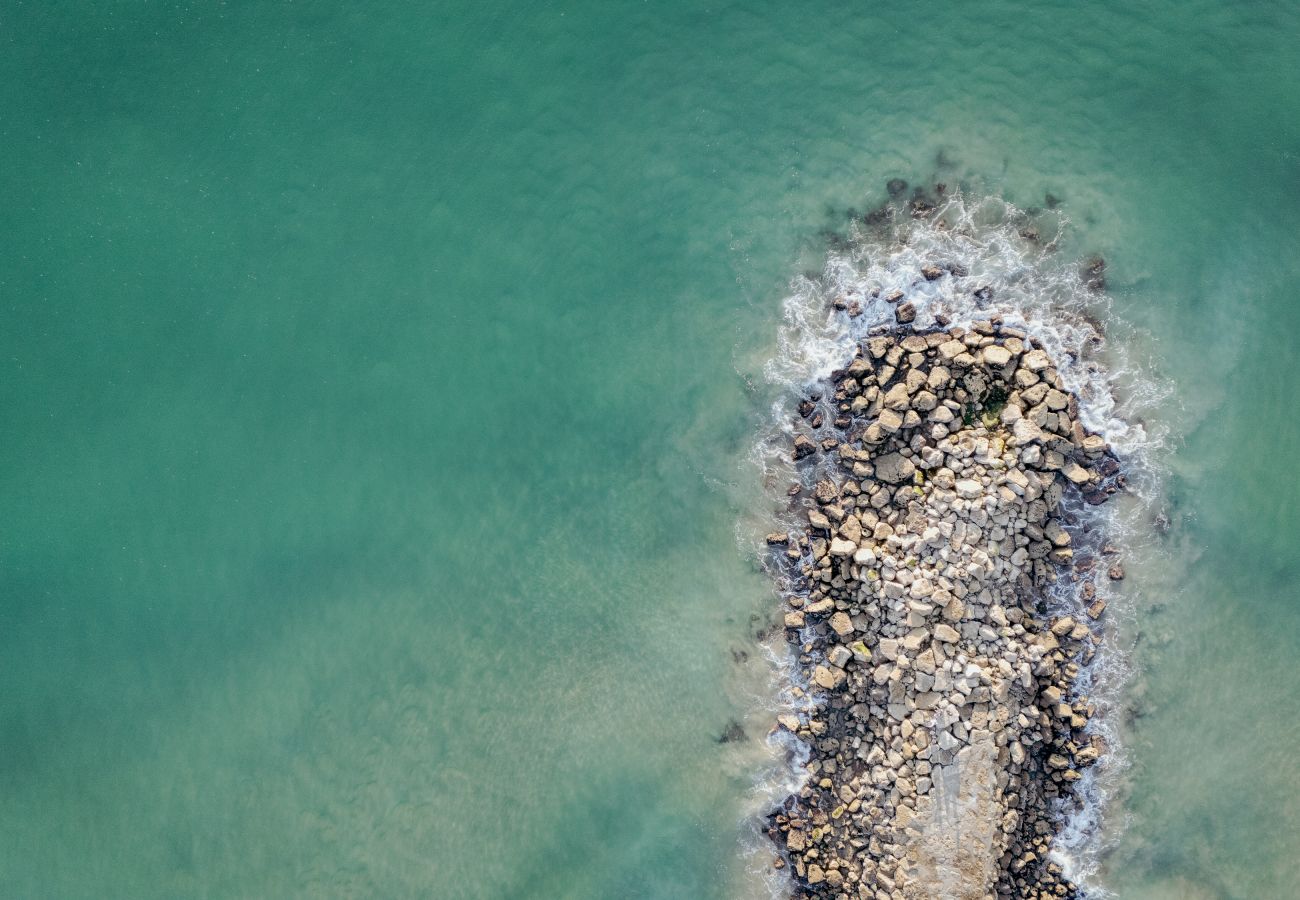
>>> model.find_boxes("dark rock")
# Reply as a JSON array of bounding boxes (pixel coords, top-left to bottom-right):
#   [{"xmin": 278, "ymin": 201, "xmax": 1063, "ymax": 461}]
[
  {"xmin": 718, "ymin": 720, "xmax": 746, "ymax": 743},
  {"xmin": 886, "ymin": 178, "xmax": 908, "ymax": 198},
  {"xmin": 1085, "ymin": 256, "xmax": 1106, "ymax": 291},
  {"xmin": 895, "ymin": 302, "xmax": 916, "ymax": 324},
  {"xmin": 865, "ymin": 205, "xmax": 891, "ymax": 226},
  {"xmin": 793, "ymin": 434, "xmax": 817, "ymax": 460},
  {"xmin": 814, "ymin": 479, "xmax": 839, "ymax": 504}
]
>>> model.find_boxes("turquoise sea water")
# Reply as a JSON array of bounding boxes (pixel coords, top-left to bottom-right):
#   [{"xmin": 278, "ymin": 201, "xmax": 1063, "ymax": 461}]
[{"xmin": 3, "ymin": 2, "xmax": 1299, "ymax": 898}]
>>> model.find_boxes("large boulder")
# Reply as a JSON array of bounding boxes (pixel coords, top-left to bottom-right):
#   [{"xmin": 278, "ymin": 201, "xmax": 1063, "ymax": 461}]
[{"xmin": 874, "ymin": 452, "xmax": 916, "ymax": 484}]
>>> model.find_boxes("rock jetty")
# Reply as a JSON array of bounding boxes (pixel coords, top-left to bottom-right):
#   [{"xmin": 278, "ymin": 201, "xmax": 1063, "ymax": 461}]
[{"xmin": 767, "ymin": 322, "xmax": 1120, "ymax": 899}]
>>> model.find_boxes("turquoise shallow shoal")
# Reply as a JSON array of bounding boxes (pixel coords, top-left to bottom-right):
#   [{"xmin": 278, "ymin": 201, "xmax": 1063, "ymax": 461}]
[{"xmin": 2, "ymin": 2, "xmax": 1298, "ymax": 897}]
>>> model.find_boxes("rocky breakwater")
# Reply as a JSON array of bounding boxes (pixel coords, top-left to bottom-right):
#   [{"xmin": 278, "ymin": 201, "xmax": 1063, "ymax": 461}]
[{"xmin": 766, "ymin": 323, "xmax": 1120, "ymax": 899}]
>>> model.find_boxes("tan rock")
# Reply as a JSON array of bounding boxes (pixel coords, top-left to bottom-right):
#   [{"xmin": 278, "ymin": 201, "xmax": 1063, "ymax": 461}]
[
  {"xmin": 934, "ymin": 623, "xmax": 960, "ymax": 643},
  {"xmin": 874, "ymin": 452, "xmax": 916, "ymax": 484},
  {"xmin": 982, "ymin": 345, "xmax": 1012, "ymax": 367},
  {"xmin": 829, "ymin": 612, "xmax": 855, "ymax": 637}
]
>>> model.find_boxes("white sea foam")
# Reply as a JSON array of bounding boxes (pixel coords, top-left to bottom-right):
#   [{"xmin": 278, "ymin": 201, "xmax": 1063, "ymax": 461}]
[{"xmin": 738, "ymin": 190, "xmax": 1169, "ymax": 898}]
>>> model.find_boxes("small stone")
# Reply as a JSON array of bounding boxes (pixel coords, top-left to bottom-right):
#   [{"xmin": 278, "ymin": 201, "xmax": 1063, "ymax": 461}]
[
  {"xmin": 895, "ymin": 302, "xmax": 916, "ymax": 324},
  {"xmin": 934, "ymin": 624, "xmax": 960, "ymax": 643},
  {"xmin": 942, "ymin": 596, "xmax": 965, "ymax": 622}
]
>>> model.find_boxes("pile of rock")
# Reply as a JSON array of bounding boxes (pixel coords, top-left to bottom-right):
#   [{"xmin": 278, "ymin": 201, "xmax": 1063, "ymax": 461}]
[{"xmin": 766, "ymin": 322, "xmax": 1119, "ymax": 899}]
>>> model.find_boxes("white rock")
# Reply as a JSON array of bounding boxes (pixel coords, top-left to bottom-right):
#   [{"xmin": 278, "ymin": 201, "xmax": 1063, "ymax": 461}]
[
  {"xmin": 1022, "ymin": 349, "xmax": 1051, "ymax": 371},
  {"xmin": 829, "ymin": 538, "xmax": 857, "ymax": 556},
  {"xmin": 937, "ymin": 339, "xmax": 966, "ymax": 360},
  {"xmin": 982, "ymin": 345, "xmax": 1012, "ymax": 367},
  {"xmin": 1012, "ymin": 417, "xmax": 1044, "ymax": 445}
]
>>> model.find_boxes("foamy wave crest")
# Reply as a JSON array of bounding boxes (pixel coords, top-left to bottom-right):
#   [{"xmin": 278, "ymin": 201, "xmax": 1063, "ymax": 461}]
[{"xmin": 741, "ymin": 188, "xmax": 1169, "ymax": 898}]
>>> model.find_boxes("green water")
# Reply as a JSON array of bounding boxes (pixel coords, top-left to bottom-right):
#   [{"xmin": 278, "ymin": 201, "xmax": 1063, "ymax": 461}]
[{"xmin": 3, "ymin": 2, "xmax": 1299, "ymax": 898}]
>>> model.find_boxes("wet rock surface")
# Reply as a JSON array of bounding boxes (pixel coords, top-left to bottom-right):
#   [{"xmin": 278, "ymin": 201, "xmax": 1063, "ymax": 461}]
[{"xmin": 768, "ymin": 324, "xmax": 1119, "ymax": 899}]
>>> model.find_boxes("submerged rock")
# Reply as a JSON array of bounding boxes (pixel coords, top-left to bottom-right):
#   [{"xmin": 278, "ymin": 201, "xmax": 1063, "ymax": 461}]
[{"xmin": 717, "ymin": 720, "xmax": 746, "ymax": 743}]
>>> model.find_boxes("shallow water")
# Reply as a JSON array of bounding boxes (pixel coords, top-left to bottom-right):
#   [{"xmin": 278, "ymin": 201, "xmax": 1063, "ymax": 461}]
[{"xmin": 2, "ymin": 2, "xmax": 1299, "ymax": 898}]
